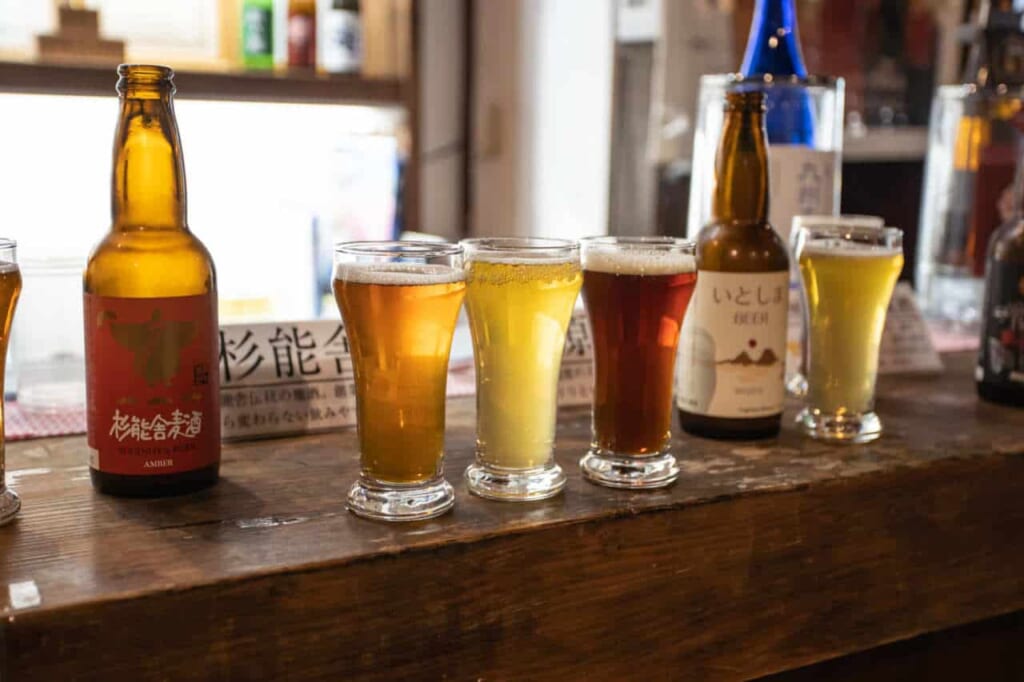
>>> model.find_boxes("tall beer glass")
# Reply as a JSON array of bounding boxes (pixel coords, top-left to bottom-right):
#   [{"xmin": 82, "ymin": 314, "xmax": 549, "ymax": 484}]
[
  {"xmin": 334, "ymin": 242, "xmax": 465, "ymax": 521},
  {"xmin": 786, "ymin": 214, "xmax": 885, "ymax": 397},
  {"xmin": 580, "ymin": 237, "xmax": 697, "ymax": 489},
  {"xmin": 462, "ymin": 238, "xmax": 581, "ymax": 501},
  {"xmin": 0, "ymin": 240, "xmax": 22, "ymax": 525},
  {"xmin": 794, "ymin": 224, "xmax": 903, "ymax": 443}
]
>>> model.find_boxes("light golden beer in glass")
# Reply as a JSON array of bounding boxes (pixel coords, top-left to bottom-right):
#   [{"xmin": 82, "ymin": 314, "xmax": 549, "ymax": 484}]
[
  {"xmin": 795, "ymin": 225, "xmax": 903, "ymax": 443},
  {"xmin": 462, "ymin": 238, "xmax": 581, "ymax": 501},
  {"xmin": 334, "ymin": 242, "xmax": 465, "ymax": 521},
  {"xmin": 0, "ymin": 240, "xmax": 21, "ymax": 526},
  {"xmin": 786, "ymin": 215, "xmax": 885, "ymax": 397}
]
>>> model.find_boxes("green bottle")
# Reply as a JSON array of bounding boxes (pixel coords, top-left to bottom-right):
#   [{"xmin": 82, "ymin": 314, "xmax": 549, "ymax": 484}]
[{"xmin": 241, "ymin": 0, "xmax": 275, "ymax": 70}]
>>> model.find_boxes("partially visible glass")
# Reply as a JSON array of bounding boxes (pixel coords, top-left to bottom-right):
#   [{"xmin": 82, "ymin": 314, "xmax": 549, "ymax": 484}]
[
  {"xmin": 794, "ymin": 224, "xmax": 904, "ymax": 443},
  {"xmin": 11, "ymin": 253, "xmax": 85, "ymax": 411},
  {"xmin": 333, "ymin": 241, "xmax": 465, "ymax": 521},
  {"xmin": 786, "ymin": 214, "xmax": 885, "ymax": 397},
  {"xmin": 579, "ymin": 237, "xmax": 697, "ymax": 489},
  {"xmin": 916, "ymin": 84, "xmax": 1024, "ymax": 335},
  {"xmin": 461, "ymin": 238, "xmax": 581, "ymax": 501},
  {"xmin": 0, "ymin": 239, "xmax": 23, "ymax": 526}
]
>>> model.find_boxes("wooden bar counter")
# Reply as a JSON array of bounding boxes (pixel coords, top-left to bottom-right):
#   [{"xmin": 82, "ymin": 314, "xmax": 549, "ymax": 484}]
[{"xmin": 1, "ymin": 353, "xmax": 1022, "ymax": 680}]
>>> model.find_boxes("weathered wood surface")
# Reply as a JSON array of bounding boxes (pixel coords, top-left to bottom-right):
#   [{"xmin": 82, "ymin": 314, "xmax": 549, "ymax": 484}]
[{"xmin": 1, "ymin": 352, "xmax": 1022, "ymax": 681}]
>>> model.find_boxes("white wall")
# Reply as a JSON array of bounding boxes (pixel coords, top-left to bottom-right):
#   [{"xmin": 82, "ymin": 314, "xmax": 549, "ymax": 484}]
[
  {"xmin": 0, "ymin": 93, "xmax": 400, "ymax": 322},
  {"xmin": 471, "ymin": 0, "xmax": 614, "ymax": 240},
  {"xmin": 419, "ymin": 0, "xmax": 467, "ymax": 241}
]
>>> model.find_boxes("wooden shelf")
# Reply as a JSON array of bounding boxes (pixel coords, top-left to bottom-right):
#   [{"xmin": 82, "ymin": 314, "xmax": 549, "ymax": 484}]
[
  {"xmin": 0, "ymin": 60, "xmax": 405, "ymax": 106},
  {"xmin": 843, "ymin": 126, "xmax": 929, "ymax": 163},
  {"xmin": 2, "ymin": 354, "xmax": 1023, "ymax": 679}
]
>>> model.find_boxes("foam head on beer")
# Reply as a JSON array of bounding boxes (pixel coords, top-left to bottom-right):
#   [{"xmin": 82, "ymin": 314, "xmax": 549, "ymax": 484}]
[
  {"xmin": 581, "ymin": 247, "xmax": 696, "ymax": 276},
  {"xmin": 335, "ymin": 262, "xmax": 466, "ymax": 285}
]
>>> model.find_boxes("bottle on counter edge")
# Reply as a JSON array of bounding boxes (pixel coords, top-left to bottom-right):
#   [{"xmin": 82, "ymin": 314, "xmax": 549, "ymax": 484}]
[
  {"xmin": 84, "ymin": 65, "xmax": 221, "ymax": 497},
  {"xmin": 978, "ymin": 132, "xmax": 1024, "ymax": 407},
  {"xmin": 677, "ymin": 89, "xmax": 790, "ymax": 439}
]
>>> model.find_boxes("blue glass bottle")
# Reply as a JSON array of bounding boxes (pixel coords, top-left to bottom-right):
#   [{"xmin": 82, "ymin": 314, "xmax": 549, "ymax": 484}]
[{"xmin": 740, "ymin": 0, "xmax": 813, "ymax": 144}]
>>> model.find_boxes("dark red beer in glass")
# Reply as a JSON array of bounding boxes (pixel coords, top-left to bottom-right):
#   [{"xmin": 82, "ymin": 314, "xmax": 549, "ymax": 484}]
[{"xmin": 580, "ymin": 237, "xmax": 697, "ymax": 489}]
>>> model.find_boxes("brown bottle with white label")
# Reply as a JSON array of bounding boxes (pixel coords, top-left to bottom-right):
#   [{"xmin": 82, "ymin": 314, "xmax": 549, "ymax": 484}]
[
  {"xmin": 84, "ymin": 65, "xmax": 221, "ymax": 496},
  {"xmin": 677, "ymin": 89, "xmax": 789, "ymax": 439}
]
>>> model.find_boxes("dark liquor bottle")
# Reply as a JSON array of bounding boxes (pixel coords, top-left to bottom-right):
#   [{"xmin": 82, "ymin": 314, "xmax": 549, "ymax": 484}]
[
  {"xmin": 978, "ymin": 136, "xmax": 1024, "ymax": 406},
  {"xmin": 84, "ymin": 66, "xmax": 221, "ymax": 496},
  {"xmin": 678, "ymin": 89, "xmax": 790, "ymax": 439}
]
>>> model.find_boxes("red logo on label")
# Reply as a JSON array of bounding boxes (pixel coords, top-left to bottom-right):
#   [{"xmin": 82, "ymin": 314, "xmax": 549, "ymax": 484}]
[{"xmin": 84, "ymin": 293, "xmax": 221, "ymax": 476}]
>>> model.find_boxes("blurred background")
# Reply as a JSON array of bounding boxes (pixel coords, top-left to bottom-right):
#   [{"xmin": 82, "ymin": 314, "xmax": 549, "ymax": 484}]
[{"xmin": 0, "ymin": 0, "xmax": 968, "ymax": 319}]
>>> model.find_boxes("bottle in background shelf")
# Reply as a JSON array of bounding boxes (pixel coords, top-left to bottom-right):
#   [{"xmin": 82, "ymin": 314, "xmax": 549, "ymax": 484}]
[
  {"xmin": 287, "ymin": 0, "xmax": 317, "ymax": 69},
  {"xmin": 241, "ymin": 0, "xmax": 274, "ymax": 70},
  {"xmin": 978, "ymin": 134, "xmax": 1024, "ymax": 407},
  {"xmin": 84, "ymin": 65, "xmax": 221, "ymax": 497},
  {"xmin": 677, "ymin": 89, "xmax": 789, "ymax": 440},
  {"xmin": 321, "ymin": 0, "xmax": 361, "ymax": 74}
]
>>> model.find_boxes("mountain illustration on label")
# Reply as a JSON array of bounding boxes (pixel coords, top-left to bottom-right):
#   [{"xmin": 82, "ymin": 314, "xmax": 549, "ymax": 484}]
[
  {"xmin": 717, "ymin": 337, "xmax": 779, "ymax": 366},
  {"xmin": 101, "ymin": 309, "xmax": 197, "ymax": 387}
]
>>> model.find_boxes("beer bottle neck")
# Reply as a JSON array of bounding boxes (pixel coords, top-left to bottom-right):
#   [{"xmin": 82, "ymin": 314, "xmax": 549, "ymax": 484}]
[
  {"xmin": 111, "ymin": 67, "xmax": 187, "ymax": 232},
  {"xmin": 712, "ymin": 107, "xmax": 770, "ymax": 226}
]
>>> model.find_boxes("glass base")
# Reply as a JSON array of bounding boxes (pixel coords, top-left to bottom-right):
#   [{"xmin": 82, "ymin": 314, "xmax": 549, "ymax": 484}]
[
  {"xmin": 0, "ymin": 487, "xmax": 21, "ymax": 526},
  {"xmin": 346, "ymin": 476, "xmax": 455, "ymax": 522},
  {"xmin": 796, "ymin": 407, "xmax": 882, "ymax": 444},
  {"xmin": 465, "ymin": 460, "xmax": 566, "ymax": 502},
  {"xmin": 579, "ymin": 449, "xmax": 679, "ymax": 490}
]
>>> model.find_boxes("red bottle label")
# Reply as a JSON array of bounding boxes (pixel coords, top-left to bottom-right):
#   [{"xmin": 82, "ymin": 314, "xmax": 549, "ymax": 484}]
[{"xmin": 84, "ymin": 293, "xmax": 221, "ymax": 476}]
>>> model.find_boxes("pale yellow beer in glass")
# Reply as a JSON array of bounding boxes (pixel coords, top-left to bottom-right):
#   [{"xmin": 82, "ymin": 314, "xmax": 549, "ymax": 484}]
[
  {"xmin": 462, "ymin": 238, "xmax": 581, "ymax": 501},
  {"xmin": 334, "ymin": 241, "xmax": 465, "ymax": 521},
  {"xmin": 786, "ymin": 215, "xmax": 885, "ymax": 397},
  {"xmin": 794, "ymin": 224, "xmax": 903, "ymax": 443},
  {"xmin": 0, "ymin": 239, "xmax": 20, "ymax": 526}
]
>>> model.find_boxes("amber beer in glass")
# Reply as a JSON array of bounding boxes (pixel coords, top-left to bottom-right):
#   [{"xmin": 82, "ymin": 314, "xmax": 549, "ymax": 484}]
[
  {"xmin": 84, "ymin": 65, "xmax": 220, "ymax": 497},
  {"xmin": 462, "ymin": 238, "xmax": 581, "ymax": 501},
  {"xmin": 579, "ymin": 237, "xmax": 697, "ymax": 489},
  {"xmin": 794, "ymin": 224, "xmax": 904, "ymax": 443},
  {"xmin": 334, "ymin": 242, "xmax": 465, "ymax": 521},
  {"xmin": 0, "ymin": 241, "xmax": 22, "ymax": 525}
]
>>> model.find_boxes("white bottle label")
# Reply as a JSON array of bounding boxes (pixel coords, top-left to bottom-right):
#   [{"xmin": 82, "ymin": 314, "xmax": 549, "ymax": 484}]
[
  {"xmin": 767, "ymin": 145, "xmax": 838, "ymax": 246},
  {"xmin": 676, "ymin": 270, "xmax": 789, "ymax": 418}
]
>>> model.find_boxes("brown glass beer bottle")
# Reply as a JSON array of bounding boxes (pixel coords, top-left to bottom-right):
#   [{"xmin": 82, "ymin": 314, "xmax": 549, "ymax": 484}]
[
  {"xmin": 84, "ymin": 65, "xmax": 221, "ymax": 496},
  {"xmin": 677, "ymin": 89, "xmax": 789, "ymax": 439}
]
